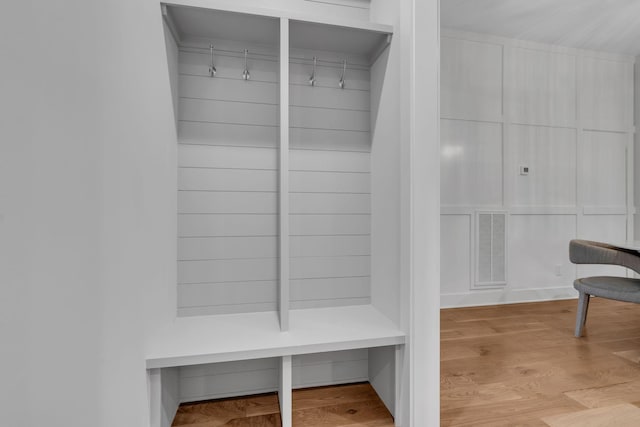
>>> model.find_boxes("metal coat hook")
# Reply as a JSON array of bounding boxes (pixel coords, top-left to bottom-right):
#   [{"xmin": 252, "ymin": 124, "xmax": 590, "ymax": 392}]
[
  {"xmin": 242, "ymin": 49, "xmax": 250, "ymax": 80},
  {"xmin": 339, "ymin": 59, "xmax": 347, "ymax": 89},
  {"xmin": 309, "ymin": 56, "xmax": 317, "ymax": 86},
  {"xmin": 209, "ymin": 44, "xmax": 217, "ymax": 77}
]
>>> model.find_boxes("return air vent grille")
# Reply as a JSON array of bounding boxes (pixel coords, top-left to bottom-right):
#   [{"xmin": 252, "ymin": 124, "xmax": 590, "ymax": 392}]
[{"xmin": 475, "ymin": 211, "xmax": 507, "ymax": 288}]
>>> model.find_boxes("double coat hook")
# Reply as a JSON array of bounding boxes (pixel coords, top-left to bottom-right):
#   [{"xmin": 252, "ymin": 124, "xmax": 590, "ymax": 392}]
[
  {"xmin": 309, "ymin": 56, "xmax": 317, "ymax": 86},
  {"xmin": 339, "ymin": 59, "xmax": 347, "ymax": 89},
  {"xmin": 242, "ymin": 49, "xmax": 250, "ymax": 80},
  {"xmin": 209, "ymin": 44, "xmax": 217, "ymax": 77}
]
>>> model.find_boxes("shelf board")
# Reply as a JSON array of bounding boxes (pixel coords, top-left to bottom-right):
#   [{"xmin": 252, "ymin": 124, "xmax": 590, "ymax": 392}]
[
  {"xmin": 166, "ymin": 5, "xmax": 280, "ymax": 46},
  {"xmin": 162, "ymin": 1, "xmax": 393, "ymax": 55},
  {"xmin": 146, "ymin": 304, "xmax": 405, "ymax": 369},
  {"xmin": 290, "ymin": 20, "xmax": 390, "ymax": 58}
]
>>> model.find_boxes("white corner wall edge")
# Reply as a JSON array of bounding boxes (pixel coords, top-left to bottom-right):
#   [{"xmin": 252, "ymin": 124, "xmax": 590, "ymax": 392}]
[{"xmin": 441, "ymin": 286, "xmax": 579, "ymax": 309}]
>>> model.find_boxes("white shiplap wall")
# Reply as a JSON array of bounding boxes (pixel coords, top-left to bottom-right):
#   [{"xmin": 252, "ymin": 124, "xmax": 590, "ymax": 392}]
[
  {"xmin": 176, "ymin": 45, "xmax": 372, "ymax": 315},
  {"xmin": 178, "ymin": 349, "xmax": 369, "ymax": 403},
  {"xmin": 441, "ymin": 30, "xmax": 634, "ymax": 307},
  {"xmin": 174, "ymin": 37, "xmax": 373, "ymax": 403},
  {"xmin": 177, "ymin": 46, "xmax": 280, "ymax": 317},
  {"xmin": 289, "ymin": 54, "xmax": 372, "ymax": 309}
]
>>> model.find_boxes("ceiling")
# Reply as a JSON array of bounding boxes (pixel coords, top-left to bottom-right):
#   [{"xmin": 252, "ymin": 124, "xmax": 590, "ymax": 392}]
[{"xmin": 441, "ymin": 0, "xmax": 640, "ymax": 56}]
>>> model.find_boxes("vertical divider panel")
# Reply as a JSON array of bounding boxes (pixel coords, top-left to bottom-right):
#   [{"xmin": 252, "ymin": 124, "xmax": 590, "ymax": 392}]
[
  {"xmin": 279, "ymin": 17, "xmax": 290, "ymax": 331},
  {"xmin": 279, "ymin": 355, "xmax": 293, "ymax": 427}
]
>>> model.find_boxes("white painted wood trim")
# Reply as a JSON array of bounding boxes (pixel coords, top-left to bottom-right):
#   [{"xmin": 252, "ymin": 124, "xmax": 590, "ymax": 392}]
[
  {"xmin": 441, "ymin": 286, "xmax": 578, "ymax": 309},
  {"xmin": 406, "ymin": 0, "xmax": 440, "ymax": 425},
  {"xmin": 162, "ymin": 0, "xmax": 394, "ymax": 34},
  {"xmin": 146, "ymin": 305, "xmax": 405, "ymax": 369},
  {"xmin": 148, "ymin": 369, "xmax": 162, "ymax": 427},
  {"xmin": 279, "ymin": 17, "xmax": 290, "ymax": 331},
  {"xmin": 583, "ymin": 206, "xmax": 629, "ymax": 215},
  {"xmin": 161, "ymin": 4, "xmax": 182, "ymax": 44},
  {"xmin": 509, "ymin": 206, "xmax": 579, "ymax": 215},
  {"xmin": 279, "ymin": 356, "xmax": 292, "ymax": 427},
  {"xmin": 441, "ymin": 29, "xmax": 636, "ymax": 63}
]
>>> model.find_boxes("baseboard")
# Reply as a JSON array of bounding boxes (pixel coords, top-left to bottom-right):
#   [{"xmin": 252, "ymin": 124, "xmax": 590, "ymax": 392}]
[{"xmin": 440, "ymin": 286, "xmax": 578, "ymax": 308}]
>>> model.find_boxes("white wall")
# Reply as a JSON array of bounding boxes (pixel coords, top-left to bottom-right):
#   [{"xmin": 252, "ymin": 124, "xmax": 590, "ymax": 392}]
[
  {"xmin": 441, "ymin": 30, "xmax": 635, "ymax": 307},
  {"xmin": 1, "ymin": 1, "xmax": 177, "ymax": 426}
]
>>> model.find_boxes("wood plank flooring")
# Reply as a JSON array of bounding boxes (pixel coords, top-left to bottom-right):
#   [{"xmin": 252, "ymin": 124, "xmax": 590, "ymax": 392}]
[
  {"xmin": 442, "ymin": 298, "xmax": 640, "ymax": 426},
  {"xmin": 172, "ymin": 382, "xmax": 394, "ymax": 427}
]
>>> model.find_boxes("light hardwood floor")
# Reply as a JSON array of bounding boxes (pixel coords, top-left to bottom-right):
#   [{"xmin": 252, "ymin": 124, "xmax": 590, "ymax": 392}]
[
  {"xmin": 441, "ymin": 298, "xmax": 640, "ymax": 426},
  {"xmin": 171, "ymin": 382, "xmax": 394, "ymax": 427}
]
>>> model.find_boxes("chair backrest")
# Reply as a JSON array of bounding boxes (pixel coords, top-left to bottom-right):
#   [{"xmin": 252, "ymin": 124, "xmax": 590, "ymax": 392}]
[{"xmin": 569, "ymin": 239, "xmax": 640, "ymax": 274}]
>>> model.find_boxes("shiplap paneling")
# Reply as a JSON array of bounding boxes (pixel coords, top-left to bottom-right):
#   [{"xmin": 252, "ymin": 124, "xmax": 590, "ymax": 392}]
[
  {"xmin": 177, "ymin": 47, "xmax": 278, "ymax": 318},
  {"xmin": 179, "ymin": 358, "xmax": 279, "ymax": 402},
  {"xmin": 178, "ymin": 350, "xmax": 370, "ymax": 402},
  {"xmin": 290, "ymin": 170, "xmax": 370, "ymax": 193},
  {"xmin": 440, "ymin": 37, "xmax": 503, "ymax": 122},
  {"xmin": 178, "ymin": 121, "xmax": 278, "ymax": 147},
  {"xmin": 290, "ymin": 214, "xmax": 370, "ymax": 235},
  {"xmin": 290, "ymin": 84, "xmax": 370, "ymax": 111},
  {"xmin": 289, "ymin": 235, "xmax": 370, "ymax": 257},
  {"xmin": 290, "ymin": 256, "xmax": 370, "ymax": 279},
  {"xmin": 178, "ymin": 214, "xmax": 277, "ymax": 237},
  {"xmin": 174, "ymin": 36, "xmax": 376, "ymax": 404},
  {"xmin": 178, "ymin": 281, "xmax": 277, "ymax": 316},
  {"xmin": 290, "ymin": 193, "xmax": 370, "ymax": 214},
  {"xmin": 178, "ymin": 191, "xmax": 277, "ymax": 214},
  {"xmin": 178, "ymin": 144, "xmax": 277, "ymax": 170},
  {"xmin": 179, "ymin": 74, "xmax": 277, "ymax": 103},
  {"xmin": 292, "ymin": 349, "xmax": 369, "ymax": 388},
  {"xmin": 290, "ymin": 127, "xmax": 370, "ymax": 151},
  {"xmin": 290, "ymin": 149, "xmax": 370, "ymax": 172},
  {"xmin": 178, "ymin": 236, "xmax": 277, "ymax": 260},
  {"xmin": 179, "ymin": 97, "xmax": 277, "ymax": 126},
  {"xmin": 440, "ymin": 119, "xmax": 503, "ymax": 206},
  {"xmin": 509, "ymin": 47, "xmax": 577, "ymax": 127},
  {"xmin": 178, "ymin": 258, "xmax": 277, "ymax": 284},
  {"xmin": 290, "ymin": 106, "xmax": 370, "ymax": 132},
  {"xmin": 178, "ymin": 168, "xmax": 277, "ymax": 191},
  {"xmin": 288, "ymin": 61, "xmax": 371, "ymax": 309}
]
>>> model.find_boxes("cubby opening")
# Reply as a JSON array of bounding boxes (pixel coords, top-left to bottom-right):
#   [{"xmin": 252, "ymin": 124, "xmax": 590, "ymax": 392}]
[
  {"xmin": 287, "ymin": 20, "xmax": 385, "ymax": 312},
  {"xmin": 165, "ymin": 5, "xmax": 281, "ymax": 317}
]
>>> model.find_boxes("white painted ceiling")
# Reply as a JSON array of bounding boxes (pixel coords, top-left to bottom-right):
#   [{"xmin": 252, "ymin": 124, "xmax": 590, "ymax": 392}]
[{"xmin": 441, "ymin": 0, "xmax": 640, "ymax": 55}]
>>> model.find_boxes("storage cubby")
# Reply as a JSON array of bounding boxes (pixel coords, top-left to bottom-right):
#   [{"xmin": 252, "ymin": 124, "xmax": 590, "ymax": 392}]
[
  {"xmin": 288, "ymin": 20, "xmax": 380, "ymax": 311},
  {"xmin": 171, "ymin": 7, "xmax": 280, "ymax": 317},
  {"xmin": 150, "ymin": 3, "xmax": 404, "ymax": 427}
]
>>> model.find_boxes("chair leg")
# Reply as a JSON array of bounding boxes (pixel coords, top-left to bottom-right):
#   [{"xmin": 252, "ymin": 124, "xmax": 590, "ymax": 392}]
[{"xmin": 575, "ymin": 291, "xmax": 590, "ymax": 337}]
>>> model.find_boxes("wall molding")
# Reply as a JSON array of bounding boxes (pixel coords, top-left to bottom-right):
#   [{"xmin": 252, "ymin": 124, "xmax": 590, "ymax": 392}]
[
  {"xmin": 441, "ymin": 286, "xmax": 578, "ymax": 309},
  {"xmin": 441, "ymin": 29, "xmax": 634, "ymax": 308}
]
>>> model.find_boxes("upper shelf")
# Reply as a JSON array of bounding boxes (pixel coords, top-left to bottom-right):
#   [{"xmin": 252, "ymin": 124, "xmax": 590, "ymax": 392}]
[
  {"xmin": 166, "ymin": 5, "xmax": 280, "ymax": 46},
  {"xmin": 146, "ymin": 304, "xmax": 405, "ymax": 369},
  {"xmin": 290, "ymin": 20, "xmax": 390, "ymax": 58},
  {"xmin": 162, "ymin": 1, "xmax": 393, "ymax": 58}
]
